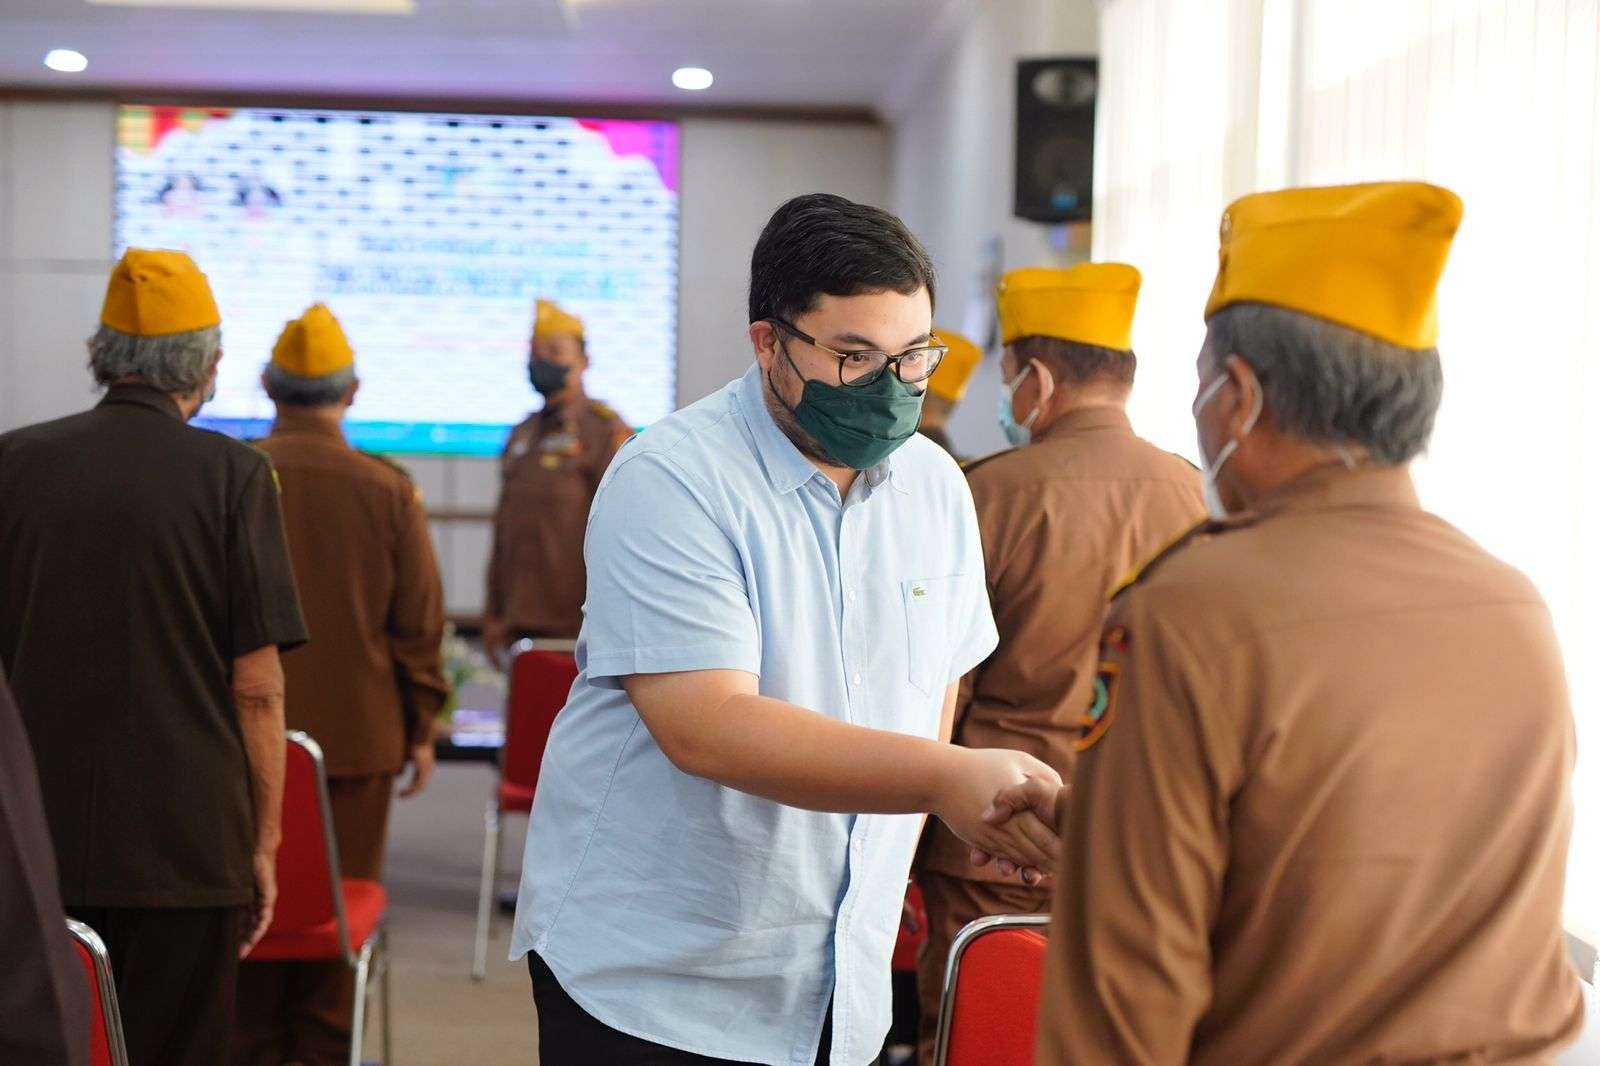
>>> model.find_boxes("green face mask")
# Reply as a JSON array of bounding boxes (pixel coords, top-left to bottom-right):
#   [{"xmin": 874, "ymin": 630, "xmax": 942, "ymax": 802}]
[{"xmin": 776, "ymin": 340, "xmax": 926, "ymax": 470}]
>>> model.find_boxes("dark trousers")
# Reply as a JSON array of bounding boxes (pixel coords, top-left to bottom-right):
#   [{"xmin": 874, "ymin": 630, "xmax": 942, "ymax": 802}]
[
  {"xmin": 234, "ymin": 773, "xmax": 394, "ymax": 1066},
  {"xmin": 67, "ymin": 904, "xmax": 245, "ymax": 1066},
  {"xmin": 529, "ymin": 953, "xmax": 881, "ymax": 1066}
]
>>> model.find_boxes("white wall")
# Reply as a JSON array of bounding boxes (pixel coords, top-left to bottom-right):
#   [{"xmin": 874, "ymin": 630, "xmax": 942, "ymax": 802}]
[
  {"xmin": 0, "ymin": 100, "xmax": 887, "ymax": 617},
  {"xmin": 886, "ymin": 0, "xmax": 1099, "ymax": 458}
]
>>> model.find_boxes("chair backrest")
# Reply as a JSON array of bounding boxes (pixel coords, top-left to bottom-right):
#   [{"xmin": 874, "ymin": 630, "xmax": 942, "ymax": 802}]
[
  {"xmin": 256, "ymin": 731, "xmax": 351, "ymax": 961},
  {"xmin": 67, "ymin": 919, "xmax": 130, "ymax": 1066},
  {"xmin": 502, "ymin": 642, "xmax": 579, "ymax": 795},
  {"xmin": 891, "ymin": 881, "xmax": 928, "ymax": 973},
  {"xmin": 933, "ymin": 914, "xmax": 1051, "ymax": 1066}
]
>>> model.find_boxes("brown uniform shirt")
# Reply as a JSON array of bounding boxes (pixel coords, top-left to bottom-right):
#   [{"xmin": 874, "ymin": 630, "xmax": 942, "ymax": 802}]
[
  {"xmin": 486, "ymin": 399, "xmax": 632, "ymax": 638},
  {"xmin": 1039, "ymin": 466, "xmax": 1582, "ymax": 1065},
  {"xmin": 258, "ymin": 413, "xmax": 449, "ymax": 777},
  {"xmin": 920, "ymin": 407, "xmax": 1204, "ymax": 882},
  {"xmin": 0, "ymin": 669, "xmax": 87, "ymax": 1066},
  {"xmin": 0, "ymin": 385, "xmax": 307, "ymax": 908}
]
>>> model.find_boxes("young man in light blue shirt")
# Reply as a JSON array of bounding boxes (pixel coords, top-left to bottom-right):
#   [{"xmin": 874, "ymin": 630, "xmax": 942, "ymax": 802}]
[{"xmin": 512, "ymin": 194, "xmax": 1062, "ymax": 1066}]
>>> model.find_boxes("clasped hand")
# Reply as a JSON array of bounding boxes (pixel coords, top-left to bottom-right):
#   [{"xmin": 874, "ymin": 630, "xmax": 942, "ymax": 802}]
[{"xmin": 935, "ymin": 749, "xmax": 1066, "ymax": 886}]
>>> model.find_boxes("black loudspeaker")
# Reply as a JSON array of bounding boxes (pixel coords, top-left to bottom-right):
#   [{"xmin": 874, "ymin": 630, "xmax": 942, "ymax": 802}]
[{"xmin": 1014, "ymin": 57, "xmax": 1098, "ymax": 224}]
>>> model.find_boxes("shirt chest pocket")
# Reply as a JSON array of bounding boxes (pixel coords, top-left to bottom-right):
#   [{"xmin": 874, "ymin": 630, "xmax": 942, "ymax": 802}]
[{"xmin": 902, "ymin": 575, "xmax": 961, "ymax": 696}]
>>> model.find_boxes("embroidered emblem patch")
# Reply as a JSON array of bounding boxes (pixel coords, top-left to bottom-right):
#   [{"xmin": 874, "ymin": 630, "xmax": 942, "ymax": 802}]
[
  {"xmin": 911, "ymin": 584, "xmax": 927, "ymax": 599},
  {"xmin": 1101, "ymin": 624, "xmax": 1131, "ymax": 656},
  {"xmin": 1077, "ymin": 662, "xmax": 1121, "ymax": 751}
]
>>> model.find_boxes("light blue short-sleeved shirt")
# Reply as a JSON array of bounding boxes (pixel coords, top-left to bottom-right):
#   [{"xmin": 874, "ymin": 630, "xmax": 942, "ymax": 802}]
[{"xmin": 510, "ymin": 365, "xmax": 998, "ymax": 1066}]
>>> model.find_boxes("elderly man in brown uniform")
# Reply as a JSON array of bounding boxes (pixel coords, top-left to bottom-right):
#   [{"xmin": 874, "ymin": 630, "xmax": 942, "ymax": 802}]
[
  {"xmin": 913, "ymin": 264, "xmax": 1203, "ymax": 1065},
  {"xmin": 0, "ymin": 249, "xmax": 307, "ymax": 1066},
  {"xmin": 1017, "ymin": 182, "xmax": 1583, "ymax": 1063},
  {"xmin": 235, "ymin": 303, "xmax": 448, "ymax": 1066},
  {"xmin": 482, "ymin": 298, "xmax": 634, "ymax": 662}
]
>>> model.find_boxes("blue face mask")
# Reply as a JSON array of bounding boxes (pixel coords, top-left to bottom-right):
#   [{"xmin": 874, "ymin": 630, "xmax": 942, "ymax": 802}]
[{"xmin": 997, "ymin": 363, "xmax": 1041, "ymax": 447}]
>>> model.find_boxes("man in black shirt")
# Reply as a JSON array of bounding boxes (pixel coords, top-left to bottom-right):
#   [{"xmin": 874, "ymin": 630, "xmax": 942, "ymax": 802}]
[{"xmin": 0, "ymin": 250, "xmax": 308, "ymax": 1066}]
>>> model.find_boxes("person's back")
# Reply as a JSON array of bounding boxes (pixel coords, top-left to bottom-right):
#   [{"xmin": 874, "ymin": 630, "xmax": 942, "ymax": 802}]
[
  {"xmin": 0, "ymin": 390, "xmax": 292, "ymax": 901},
  {"xmin": 955, "ymin": 410, "xmax": 1201, "ymax": 767},
  {"xmin": 1118, "ymin": 471, "xmax": 1579, "ymax": 1062},
  {"xmin": 257, "ymin": 419, "xmax": 443, "ymax": 775}
]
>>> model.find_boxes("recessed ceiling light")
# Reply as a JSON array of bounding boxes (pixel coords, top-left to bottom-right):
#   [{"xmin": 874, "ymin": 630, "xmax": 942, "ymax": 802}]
[
  {"xmin": 44, "ymin": 49, "xmax": 89, "ymax": 74},
  {"xmin": 672, "ymin": 67, "xmax": 714, "ymax": 92}
]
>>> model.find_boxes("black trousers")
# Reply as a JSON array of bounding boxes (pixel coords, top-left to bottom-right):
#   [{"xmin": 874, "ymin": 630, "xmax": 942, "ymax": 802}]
[
  {"xmin": 67, "ymin": 904, "xmax": 245, "ymax": 1066},
  {"xmin": 530, "ymin": 953, "xmax": 882, "ymax": 1066}
]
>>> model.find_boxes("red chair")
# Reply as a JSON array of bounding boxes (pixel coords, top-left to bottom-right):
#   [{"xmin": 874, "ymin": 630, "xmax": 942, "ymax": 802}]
[
  {"xmin": 471, "ymin": 638, "xmax": 579, "ymax": 980},
  {"xmin": 931, "ymin": 914, "xmax": 1051, "ymax": 1066},
  {"xmin": 66, "ymin": 918, "xmax": 130, "ymax": 1066},
  {"xmin": 892, "ymin": 881, "xmax": 928, "ymax": 973},
  {"xmin": 244, "ymin": 731, "xmax": 390, "ymax": 1066}
]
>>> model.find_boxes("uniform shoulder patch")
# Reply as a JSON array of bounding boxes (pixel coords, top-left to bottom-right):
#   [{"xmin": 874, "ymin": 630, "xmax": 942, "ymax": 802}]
[{"xmin": 1077, "ymin": 661, "xmax": 1121, "ymax": 751}]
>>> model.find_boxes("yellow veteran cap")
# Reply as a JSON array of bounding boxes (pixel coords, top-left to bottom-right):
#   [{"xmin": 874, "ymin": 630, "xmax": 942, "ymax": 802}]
[
  {"xmin": 997, "ymin": 263, "xmax": 1141, "ymax": 350},
  {"xmin": 271, "ymin": 303, "xmax": 355, "ymax": 378},
  {"xmin": 1204, "ymin": 181, "xmax": 1463, "ymax": 349},
  {"xmin": 926, "ymin": 328, "xmax": 982, "ymax": 403},
  {"xmin": 534, "ymin": 299, "xmax": 584, "ymax": 339},
  {"xmin": 100, "ymin": 249, "xmax": 221, "ymax": 337}
]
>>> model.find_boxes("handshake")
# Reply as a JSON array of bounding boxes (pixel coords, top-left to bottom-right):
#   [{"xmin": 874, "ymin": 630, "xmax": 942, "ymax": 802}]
[{"xmin": 935, "ymin": 748, "xmax": 1068, "ymax": 886}]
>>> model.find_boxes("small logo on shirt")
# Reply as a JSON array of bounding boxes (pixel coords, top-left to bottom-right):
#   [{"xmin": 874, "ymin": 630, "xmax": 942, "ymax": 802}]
[
  {"xmin": 911, "ymin": 584, "xmax": 927, "ymax": 599},
  {"xmin": 1077, "ymin": 662, "xmax": 1121, "ymax": 752}
]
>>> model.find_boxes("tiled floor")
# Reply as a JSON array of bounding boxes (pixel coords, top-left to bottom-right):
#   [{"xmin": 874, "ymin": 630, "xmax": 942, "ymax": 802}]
[{"xmin": 362, "ymin": 760, "xmax": 536, "ymax": 1064}]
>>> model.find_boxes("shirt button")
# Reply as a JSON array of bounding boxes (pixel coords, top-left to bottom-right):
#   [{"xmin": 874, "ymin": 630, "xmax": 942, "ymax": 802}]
[
  {"xmin": 852, "ymin": 673, "xmax": 862, "ymax": 686},
  {"xmin": 847, "ymin": 589, "xmax": 857, "ymax": 603}
]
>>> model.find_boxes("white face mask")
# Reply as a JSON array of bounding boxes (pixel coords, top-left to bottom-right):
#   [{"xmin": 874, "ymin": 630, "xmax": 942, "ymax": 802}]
[{"xmin": 1192, "ymin": 370, "xmax": 1263, "ymax": 519}]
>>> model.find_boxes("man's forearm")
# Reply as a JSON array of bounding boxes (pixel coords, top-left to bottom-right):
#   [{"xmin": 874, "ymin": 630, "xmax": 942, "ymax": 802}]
[
  {"xmin": 236, "ymin": 687, "xmax": 285, "ymax": 852},
  {"xmin": 659, "ymin": 691, "xmax": 961, "ymax": 815}
]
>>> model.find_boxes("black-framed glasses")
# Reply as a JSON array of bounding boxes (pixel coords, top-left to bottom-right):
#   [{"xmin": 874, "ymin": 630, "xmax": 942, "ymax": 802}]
[{"xmin": 768, "ymin": 318, "xmax": 948, "ymax": 388}]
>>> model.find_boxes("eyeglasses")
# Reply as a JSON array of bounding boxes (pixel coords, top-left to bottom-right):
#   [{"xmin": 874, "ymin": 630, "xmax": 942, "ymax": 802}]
[{"xmin": 768, "ymin": 318, "xmax": 948, "ymax": 388}]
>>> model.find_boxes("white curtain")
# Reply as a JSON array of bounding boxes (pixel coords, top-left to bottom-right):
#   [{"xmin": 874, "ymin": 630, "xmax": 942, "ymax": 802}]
[{"xmin": 1095, "ymin": 0, "xmax": 1600, "ymax": 933}]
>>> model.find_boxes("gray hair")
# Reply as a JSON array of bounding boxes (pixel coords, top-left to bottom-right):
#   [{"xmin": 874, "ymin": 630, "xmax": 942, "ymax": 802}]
[
  {"xmin": 88, "ymin": 323, "xmax": 220, "ymax": 392},
  {"xmin": 1204, "ymin": 302, "xmax": 1443, "ymax": 465},
  {"xmin": 262, "ymin": 363, "xmax": 356, "ymax": 408}
]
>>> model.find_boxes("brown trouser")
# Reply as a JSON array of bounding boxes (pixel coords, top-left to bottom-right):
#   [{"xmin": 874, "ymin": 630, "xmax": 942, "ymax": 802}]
[
  {"xmin": 915, "ymin": 871, "xmax": 1051, "ymax": 1066},
  {"xmin": 233, "ymin": 773, "xmax": 393, "ymax": 1066}
]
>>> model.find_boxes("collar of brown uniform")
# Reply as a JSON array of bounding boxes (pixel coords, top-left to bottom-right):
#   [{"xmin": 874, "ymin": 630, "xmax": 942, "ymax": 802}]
[
  {"xmin": 1248, "ymin": 463, "xmax": 1421, "ymax": 521},
  {"xmin": 98, "ymin": 383, "xmax": 183, "ymax": 421},
  {"xmin": 269, "ymin": 409, "xmax": 349, "ymax": 443},
  {"xmin": 1035, "ymin": 404, "xmax": 1133, "ymax": 442}
]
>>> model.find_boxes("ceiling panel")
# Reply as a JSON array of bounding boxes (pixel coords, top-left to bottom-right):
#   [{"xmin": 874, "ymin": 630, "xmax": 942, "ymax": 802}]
[{"xmin": 0, "ymin": 0, "xmax": 978, "ymax": 113}]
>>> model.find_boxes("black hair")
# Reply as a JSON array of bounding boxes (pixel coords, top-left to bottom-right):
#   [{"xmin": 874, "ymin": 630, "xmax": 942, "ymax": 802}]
[{"xmin": 748, "ymin": 193, "xmax": 937, "ymax": 324}]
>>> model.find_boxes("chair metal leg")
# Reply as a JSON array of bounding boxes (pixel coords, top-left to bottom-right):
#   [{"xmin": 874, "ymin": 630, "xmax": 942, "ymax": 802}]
[
  {"xmin": 471, "ymin": 801, "xmax": 502, "ymax": 981},
  {"xmin": 380, "ymin": 926, "xmax": 393, "ymax": 1065},
  {"xmin": 350, "ymin": 939, "xmax": 373, "ymax": 1066}
]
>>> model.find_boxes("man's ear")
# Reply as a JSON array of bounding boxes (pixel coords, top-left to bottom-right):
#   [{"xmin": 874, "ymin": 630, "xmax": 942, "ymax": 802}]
[
  {"xmin": 1029, "ymin": 357, "xmax": 1057, "ymax": 410},
  {"xmin": 749, "ymin": 321, "xmax": 780, "ymax": 370},
  {"xmin": 345, "ymin": 378, "xmax": 361, "ymax": 408}
]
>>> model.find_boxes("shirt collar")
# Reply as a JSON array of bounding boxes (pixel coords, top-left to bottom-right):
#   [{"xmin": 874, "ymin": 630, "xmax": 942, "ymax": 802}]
[
  {"xmin": 268, "ymin": 409, "xmax": 350, "ymax": 444},
  {"xmin": 1247, "ymin": 463, "xmax": 1421, "ymax": 522},
  {"xmin": 98, "ymin": 384, "xmax": 183, "ymax": 421},
  {"xmin": 736, "ymin": 365, "xmax": 828, "ymax": 495},
  {"xmin": 735, "ymin": 366, "xmax": 907, "ymax": 497},
  {"xmin": 1035, "ymin": 404, "xmax": 1133, "ymax": 443}
]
